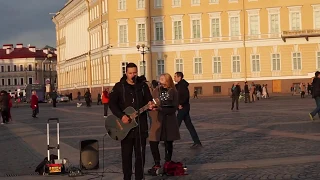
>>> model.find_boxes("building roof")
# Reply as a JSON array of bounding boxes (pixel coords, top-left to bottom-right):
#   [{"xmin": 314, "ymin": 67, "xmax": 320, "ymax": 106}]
[{"xmin": 0, "ymin": 44, "xmax": 57, "ymax": 60}]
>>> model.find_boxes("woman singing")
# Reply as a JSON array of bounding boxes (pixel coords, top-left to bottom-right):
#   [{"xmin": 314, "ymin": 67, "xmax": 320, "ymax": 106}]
[{"xmin": 148, "ymin": 73, "xmax": 181, "ymax": 175}]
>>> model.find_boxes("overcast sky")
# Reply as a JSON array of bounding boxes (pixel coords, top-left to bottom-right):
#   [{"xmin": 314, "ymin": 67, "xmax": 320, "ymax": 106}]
[{"xmin": 0, "ymin": 0, "xmax": 66, "ymax": 49}]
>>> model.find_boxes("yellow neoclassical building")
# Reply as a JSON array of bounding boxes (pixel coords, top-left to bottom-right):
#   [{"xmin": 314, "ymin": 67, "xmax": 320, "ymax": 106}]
[{"xmin": 53, "ymin": 0, "xmax": 320, "ymax": 97}]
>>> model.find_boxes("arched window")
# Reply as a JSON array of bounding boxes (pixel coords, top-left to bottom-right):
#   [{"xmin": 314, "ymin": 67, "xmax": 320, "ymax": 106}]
[{"xmin": 28, "ymin": 64, "xmax": 32, "ymax": 71}]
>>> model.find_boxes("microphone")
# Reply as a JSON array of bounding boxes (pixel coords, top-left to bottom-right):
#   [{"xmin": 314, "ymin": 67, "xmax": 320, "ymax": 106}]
[{"xmin": 132, "ymin": 76, "xmax": 138, "ymax": 83}]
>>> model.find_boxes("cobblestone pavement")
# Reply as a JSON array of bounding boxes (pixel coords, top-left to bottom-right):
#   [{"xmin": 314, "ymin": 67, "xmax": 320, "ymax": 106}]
[{"xmin": 2, "ymin": 95, "xmax": 320, "ymax": 179}]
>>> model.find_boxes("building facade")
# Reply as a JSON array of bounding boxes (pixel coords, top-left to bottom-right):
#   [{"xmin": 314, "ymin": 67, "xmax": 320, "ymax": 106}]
[
  {"xmin": 53, "ymin": 0, "xmax": 320, "ymax": 97},
  {"xmin": 0, "ymin": 44, "xmax": 57, "ymax": 92}
]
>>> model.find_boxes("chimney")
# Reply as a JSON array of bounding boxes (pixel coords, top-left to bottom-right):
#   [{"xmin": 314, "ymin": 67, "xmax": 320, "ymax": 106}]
[
  {"xmin": 6, "ymin": 48, "xmax": 13, "ymax": 54},
  {"xmin": 2, "ymin": 44, "xmax": 13, "ymax": 49},
  {"xmin": 16, "ymin": 43, "xmax": 23, "ymax": 48},
  {"xmin": 29, "ymin": 46, "xmax": 36, "ymax": 52}
]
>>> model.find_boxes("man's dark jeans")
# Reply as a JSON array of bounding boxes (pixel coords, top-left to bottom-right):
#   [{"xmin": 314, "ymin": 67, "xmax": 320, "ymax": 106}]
[
  {"xmin": 310, "ymin": 97, "xmax": 320, "ymax": 117},
  {"xmin": 177, "ymin": 107, "xmax": 201, "ymax": 144}
]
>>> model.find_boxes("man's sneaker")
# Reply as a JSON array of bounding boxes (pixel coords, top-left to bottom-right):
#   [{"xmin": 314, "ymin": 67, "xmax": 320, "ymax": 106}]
[
  {"xmin": 309, "ymin": 113, "xmax": 314, "ymax": 121},
  {"xmin": 190, "ymin": 143, "xmax": 203, "ymax": 149},
  {"xmin": 148, "ymin": 164, "xmax": 161, "ymax": 176},
  {"xmin": 1, "ymin": 123, "xmax": 4, "ymax": 125},
  {"xmin": 103, "ymin": 116, "xmax": 108, "ymax": 118}
]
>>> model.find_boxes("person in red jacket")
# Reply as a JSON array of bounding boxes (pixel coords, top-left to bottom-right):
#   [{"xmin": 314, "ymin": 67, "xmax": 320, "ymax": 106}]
[
  {"xmin": 30, "ymin": 91, "xmax": 39, "ymax": 118},
  {"xmin": 101, "ymin": 88, "xmax": 109, "ymax": 118}
]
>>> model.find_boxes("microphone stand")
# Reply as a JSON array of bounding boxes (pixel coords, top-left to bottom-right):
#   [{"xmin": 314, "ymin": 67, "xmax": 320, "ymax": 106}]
[{"xmin": 133, "ymin": 76, "xmax": 146, "ymax": 180}]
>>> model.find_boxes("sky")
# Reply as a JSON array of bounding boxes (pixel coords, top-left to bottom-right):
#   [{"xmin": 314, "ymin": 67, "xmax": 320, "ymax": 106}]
[{"xmin": 0, "ymin": 0, "xmax": 66, "ymax": 49}]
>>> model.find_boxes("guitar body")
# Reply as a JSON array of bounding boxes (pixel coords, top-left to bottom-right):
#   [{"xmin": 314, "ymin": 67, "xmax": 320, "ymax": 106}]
[{"xmin": 105, "ymin": 106, "xmax": 138, "ymax": 141}]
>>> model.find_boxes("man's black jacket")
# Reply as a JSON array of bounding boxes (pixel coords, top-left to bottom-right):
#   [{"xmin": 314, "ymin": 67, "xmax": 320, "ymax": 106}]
[{"xmin": 109, "ymin": 76, "xmax": 152, "ymax": 138}]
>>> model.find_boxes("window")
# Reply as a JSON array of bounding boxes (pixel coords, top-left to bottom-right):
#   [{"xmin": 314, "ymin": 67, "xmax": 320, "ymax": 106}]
[
  {"xmin": 102, "ymin": 0, "xmax": 108, "ymax": 13},
  {"xmin": 28, "ymin": 64, "xmax": 32, "ymax": 71},
  {"xmin": 139, "ymin": 61, "xmax": 146, "ymax": 76},
  {"xmin": 191, "ymin": 0, "xmax": 200, "ymax": 5},
  {"xmin": 173, "ymin": 21, "xmax": 182, "ymax": 40},
  {"xmin": 194, "ymin": 87, "xmax": 202, "ymax": 95},
  {"xmin": 249, "ymin": 15, "xmax": 259, "ymax": 36},
  {"xmin": 292, "ymin": 52, "xmax": 302, "ymax": 70},
  {"xmin": 121, "ymin": 62, "xmax": 128, "ymax": 75},
  {"xmin": 1, "ymin": 79, "xmax": 4, "ymax": 86},
  {"xmin": 213, "ymin": 86, "xmax": 221, "ymax": 94},
  {"xmin": 155, "ymin": 22, "xmax": 164, "ymax": 41},
  {"xmin": 118, "ymin": 0, "xmax": 126, "ymax": 10},
  {"xmin": 20, "ymin": 78, "xmax": 24, "ymax": 85},
  {"xmin": 156, "ymin": 59, "xmax": 165, "ymax": 76},
  {"xmin": 290, "ymin": 12, "xmax": 301, "ymax": 30},
  {"xmin": 209, "ymin": 0, "xmax": 219, "ymax": 3},
  {"xmin": 314, "ymin": 10, "xmax": 320, "ymax": 29},
  {"xmin": 270, "ymin": 14, "xmax": 280, "ymax": 34},
  {"xmin": 230, "ymin": 17, "xmax": 240, "ymax": 37},
  {"xmin": 154, "ymin": 0, "xmax": 162, "ymax": 8},
  {"xmin": 213, "ymin": 57, "xmax": 221, "ymax": 74},
  {"xmin": 172, "ymin": 0, "xmax": 181, "ymax": 6},
  {"xmin": 192, "ymin": 20, "xmax": 201, "ymax": 39},
  {"xmin": 232, "ymin": 55, "xmax": 240, "ymax": 73},
  {"xmin": 14, "ymin": 78, "xmax": 17, "ymax": 85},
  {"xmin": 1, "ymin": 66, "xmax": 3, "ymax": 72},
  {"xmin": 137, "ymin": 0, "xmax": 145, "ymax": 9},
  {"xmin": 194, "ymin": 57, "xmax": 202, "ymax": 74},
  {"xmin": 211, "ymin": 18, "xmax": 220, "ymax": 37},
  {"xmin": 251, "ymin": 55, "xmax": 260, "ymax": 72},
  {"xmin": 8, "ymin": 79, "xmax": 11, "ymax": 86},
  {"xmin": 7, "ymin": 66, "xmax": 10, "ymax": 72},
  {"xmin": 43, "ymin": 64, "xmax": 46, "ymax": 71},
  {"xmin": 20, "ymin": 65, "xmax": 23, "ymax": 71},
  {"xmin": 137, "ymin": 23, "xmax": 146, "ymax": 42},
  {"xmin": 317, "ymin": 52, "xmax": 320, "ymax": 69},
  {"xmin": 13, "ymin": 65, "xmax": 17, "ymax": 71},
  {"xmin": 28, "ymin": 77, "xmax": 33, "ymax": 84},
  {"xmin": 119, "ymin": 25, "xmax": 128, "ymax": 43},
  {"xmin": 175, "ymin": 59, "xmax": 183, "ymax": 72},
  {"xmin": 272, "ymin": 53, "xmax": 281, "ymax": 71}
]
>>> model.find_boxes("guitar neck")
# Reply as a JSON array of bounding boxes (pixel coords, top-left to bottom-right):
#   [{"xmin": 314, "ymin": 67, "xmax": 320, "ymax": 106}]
[{"xmin": 138, "ymin": 103, "xmax": 149, "ymax": 114}]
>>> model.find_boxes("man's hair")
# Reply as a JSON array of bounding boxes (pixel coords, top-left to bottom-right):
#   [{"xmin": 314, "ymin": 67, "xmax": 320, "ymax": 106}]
[
  {"xmin": 175, "ymin": 72, "xmax": 184, "ymax": 79},
  {"xmin": 315, "ymin": 71, "xmax": 320, "ymax": 77},
  {"xmin": 126, "ymin": 63, "xmax": 137, "ymax": 72}
]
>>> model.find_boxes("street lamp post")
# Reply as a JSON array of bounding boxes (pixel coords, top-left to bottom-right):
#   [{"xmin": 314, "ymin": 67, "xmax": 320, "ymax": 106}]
[
  {"xmin": 47, "ymin": 52, "xmax": 53, "ymax": 92},
  {"xmin": 136, "ymin": 44, "xmax": 149, "ymax": 76},
  {"xmin": 24, "ymin": 67, "xmax": 28, "ymax": 86}
]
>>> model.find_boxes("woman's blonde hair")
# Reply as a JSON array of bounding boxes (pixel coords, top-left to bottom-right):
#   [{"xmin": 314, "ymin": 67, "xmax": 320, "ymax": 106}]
[{"xmin": 160, "ymin": 73, "xmax": 176, "ymax": 90}]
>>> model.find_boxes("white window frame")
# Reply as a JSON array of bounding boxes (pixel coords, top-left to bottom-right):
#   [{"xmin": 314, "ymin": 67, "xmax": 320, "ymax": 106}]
[
  {"xmin": 139, "ymin": 60, "xmax": 147, "ymax": 76},
  {"xmin": 247, "ymin": 9, "xmax": 260, "ymax": 39},
  {"xmin": 171, "ymin": 15, "xmax": 184, "ymax": 43},
  {"xmin": 120, "ymin": 61, "xmax": 129, "ymax": 76},
  {"xmin": 288, "ymin": 6, "xmax": 302, "ymax": 31},
  {"xmin": 228, "ymin": 11, "xmax": 241, "ymax": 40},
  {"xmin": 117, "ymin": 19, "xmax": 129, "ymax": 46},
  {"xmin": 191, "ymin": 0, "xmax": 200, "ymax": 6},
  {"xmin": 228, "ymin": 0, "xmax": 238, "ymax": 3},
  {"xmin": 251, "ymin": 54, "xmax": 260, "ymax": 72},
  {"xmin": 212, "ymin": 56, "xmax": 221, "ymax": 74},
  {"xmin": 267, "ymin": 7, "xmax": 281, "ymax": 38},
  {"xmin": 156, "ymin": 59, "xmax": 165, "ymax": 76},
  {"xmin": 102, "ymin": 0, "xmax": 108, "ymax": 14},
  {"xmin": 231, "ymin": 55, "xmax": 241, "ymax": 73},
  {"xmin": 154, "ymin": 0, "xmax": 162, "ymax": 8},
  {"xmin": 292, "ymin": 52, "xmax": 302, "ymax": 70},
  {"xmin": 172, "ymin": 0, "xmax": 181, "ymax": 7},
  {"xmin": 189, "ymin": 13, "xmax": 202, "ymax": 40},
  {"xmin": 118, "ymin": 0, "xmax": 126, "ymax": 11},
  {"xmin": 312, "ymin": 5, "xmax": 320, "ymax": 29},
  {"xmin": 317, "ymin": 51, "xmax": 320, "ymax": 70},
  {"xmin": 209, "ymin": 0, "xmax": 219, "ymax": 4},
  {"xmin": 152, "ymin": 16, "xmax": 165, "ymax": 42},
  {"xmin": 135, "ymin": 18, "xmax": 147, "ymax": 43},
  {"xmin": 208, "ymin": 12, "xmax": 222, "ymax": 40},
  {"xmin": 175, "ymin": 58, "xmax": 184, "ymax": 72},
  {"xmin": 136, "ymin": 0, "xmax": 145, "ymax": 10},
  {"xmin": 271, "ymin": 53, "xmax": 281, "ymax": 71},
  {"xmin": 193, "ymin": 57, "xmax": 203, "ymax": 74}
]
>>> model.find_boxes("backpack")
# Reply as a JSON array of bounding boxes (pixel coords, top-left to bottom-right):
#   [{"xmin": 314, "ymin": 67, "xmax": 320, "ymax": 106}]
[{"xmin": 163, "ymin": 161, "xmax": 187, "ymax": 176}]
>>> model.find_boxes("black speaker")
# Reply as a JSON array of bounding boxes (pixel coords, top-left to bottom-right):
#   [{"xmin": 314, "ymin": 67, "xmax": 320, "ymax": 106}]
[{"xmin": 80, "ymin": 139, "xmax": 99, "ymax": 170}]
